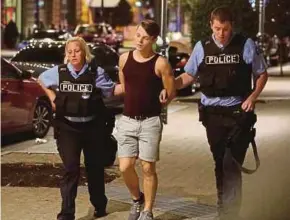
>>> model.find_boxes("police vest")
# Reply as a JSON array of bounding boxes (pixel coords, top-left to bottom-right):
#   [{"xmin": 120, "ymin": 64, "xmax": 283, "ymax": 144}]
[
  {"xmin": 197, "ymin": 34, "xmax": 252, "ymax": 97},
  {"xmin": 54, "ymin": 64, "xmax": 105, "ymax": 118}
]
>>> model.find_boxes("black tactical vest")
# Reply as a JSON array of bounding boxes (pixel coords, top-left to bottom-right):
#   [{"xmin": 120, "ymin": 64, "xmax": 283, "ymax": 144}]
[
  {"xmin": 197, "ymin": 34, "xmax": 252, "ymax": 97},
  {"xmin": 54, "ymin": 64, "xmax": 105, "ymax": 118}
]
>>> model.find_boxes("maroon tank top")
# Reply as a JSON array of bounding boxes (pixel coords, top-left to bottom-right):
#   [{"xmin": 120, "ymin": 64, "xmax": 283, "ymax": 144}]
[{"xmin": 123, "ymin": 51, "xmax": 163, "ymax": 117}]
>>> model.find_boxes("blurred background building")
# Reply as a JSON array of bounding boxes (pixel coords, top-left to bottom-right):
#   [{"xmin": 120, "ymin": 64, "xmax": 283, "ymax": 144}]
[{"xmin": 1, "ymin": 0, "xmax": 190, "ymax": 40}]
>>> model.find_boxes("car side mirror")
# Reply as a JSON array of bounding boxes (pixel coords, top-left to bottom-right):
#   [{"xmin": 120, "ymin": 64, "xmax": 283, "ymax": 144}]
[{"xmin": 21, "ymin": 70, "xmax": 32, "ymax": 79}]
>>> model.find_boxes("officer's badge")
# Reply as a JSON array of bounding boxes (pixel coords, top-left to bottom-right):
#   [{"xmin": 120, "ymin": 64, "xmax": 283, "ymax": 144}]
[
  {"xmin": 81, "ymin": 92, "xmax": 91, "ymax": 99},
  {"xmin": 81, "ymin": 86, "xmax": 91, "ymax": 99}
]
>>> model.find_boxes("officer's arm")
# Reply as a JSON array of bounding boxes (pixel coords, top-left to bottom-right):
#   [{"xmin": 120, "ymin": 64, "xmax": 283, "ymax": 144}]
[
  {"xmin": 248, "ymin": 39, "xmax": 268, "ymax": 100},
  {"xmin": 175, "ymin": 41, "xmax": 203, "ymax": 90},
  {"xmin": 242, "ymin": 39, "xmax": 268, "ymax": 111},
  {"xmin": 249, "ymin": 71, "xmax": 268, "ymax": 101},
  {"xmin": 37, "ymin": 66, "xmax": 59, "ymax": 110},
  {"xmin": 156, "ymin": 56, "xmax": 176, "ymax": 104},
  {"xmin": 175, "ymin": 73, "xmax": 195, "ymax": 90},
  {"xmin": 38, "ymin": 80, "xmax": 56, "ymax": 104}
]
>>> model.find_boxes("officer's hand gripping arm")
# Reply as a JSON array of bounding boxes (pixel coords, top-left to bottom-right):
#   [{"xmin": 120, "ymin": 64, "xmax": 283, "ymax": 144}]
[{"xmin": 37, "ymin": 79, "xmax": 56, "ymax": 111}]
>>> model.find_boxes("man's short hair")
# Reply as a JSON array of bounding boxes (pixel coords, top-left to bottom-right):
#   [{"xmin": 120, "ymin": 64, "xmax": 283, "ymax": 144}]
[
  {"xmin": 210, "ymin": 6, "xmax": 233, "ymax": 23},
  {"xmin": 140, "ymin": 19, "xmax": 160, "ymax": 38}
]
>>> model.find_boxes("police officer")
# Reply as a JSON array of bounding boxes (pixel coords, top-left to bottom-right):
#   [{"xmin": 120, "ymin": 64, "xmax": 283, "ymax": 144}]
[
  {"xmin": 173, "ymin": 6, "xmax": 268, "ymax": 220},
  {"xmin": 38, "ymin": 37, "xmax": 123, "ymax": 220}
]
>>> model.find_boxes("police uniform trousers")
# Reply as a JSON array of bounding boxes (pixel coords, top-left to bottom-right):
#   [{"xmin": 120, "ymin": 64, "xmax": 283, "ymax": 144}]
[
  {"xmin": 56, "ymin": 117, "xmax": 107, "ymax": 220},
  {"xmin": 201, "ymin": 105, "xmax": 252, "ymax": 219}
]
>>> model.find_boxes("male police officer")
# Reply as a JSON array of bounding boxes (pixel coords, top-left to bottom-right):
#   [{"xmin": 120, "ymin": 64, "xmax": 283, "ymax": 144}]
[{"xmin": 174, "ymin": 6, "xmax": 268, "ymax": 220}]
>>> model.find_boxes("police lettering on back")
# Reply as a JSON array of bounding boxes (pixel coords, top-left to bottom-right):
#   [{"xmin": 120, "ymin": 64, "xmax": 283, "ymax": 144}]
[
  {"xmin": 60, "ymin": 82, "xmax": 93, "ymax": 93},
  {"xmin": 205, "ymin": 54, "xmax": 240, "ymax": 65}
]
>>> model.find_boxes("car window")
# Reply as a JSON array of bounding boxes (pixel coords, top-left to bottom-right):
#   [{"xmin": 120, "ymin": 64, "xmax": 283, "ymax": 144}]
[
  {"xmin": 102, "ymin": 48, "xmax": 118, "ymax": 66},
  {"xmin": 32, "ymin": 31, "xmax": 59, "ymax": 40},
  {"xmin": 12, "ymin": 47, "xmax": 64, "ymax": 64},
  {"xmin": 1, "ymin": 59, "xmax": 20, "ymax": 79},
  {"xmin": 91, "ymin": 47, "xmax": 106, "ymax": 65},
  {"xmin": 78, "ymin": 24, "xmax": 113, "ymax": 36}
]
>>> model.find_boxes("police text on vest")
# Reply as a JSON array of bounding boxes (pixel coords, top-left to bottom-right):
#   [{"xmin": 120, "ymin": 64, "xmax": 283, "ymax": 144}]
[
  {"xmin": 205, "ymin": 54, "xmax": 240, "ymax": 65},
  {"xmin": 60, "ymin": 83, "xmax": 93, "ymax": 93}
]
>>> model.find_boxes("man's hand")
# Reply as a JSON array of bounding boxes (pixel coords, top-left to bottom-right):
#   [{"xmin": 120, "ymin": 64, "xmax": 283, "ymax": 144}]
[
  {"xmin": 241, "ymin": 96, "xmax": 255, "ymax": 112},
  {"xmin": 242, "ymin": 72, "xmax": 268, "ymax": 112},
  {"xmin": 159, "ymin": 89, "xmax": 168, "ymax": 105}
]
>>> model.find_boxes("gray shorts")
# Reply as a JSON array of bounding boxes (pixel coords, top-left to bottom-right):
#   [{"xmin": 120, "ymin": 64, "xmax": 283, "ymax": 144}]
[{"xmin": 116, "ymin": 115, "xmax": 163, "ymax": 162}]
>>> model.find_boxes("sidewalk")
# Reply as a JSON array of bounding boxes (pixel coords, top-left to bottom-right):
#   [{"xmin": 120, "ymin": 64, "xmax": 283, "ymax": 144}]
[
  {"xmin": 1, "ymin": 103, "xmax": 217, "ymax": 220},
  {"xmin": 267, "ymin": 62, "xmax": 290, "ymax": 76},
  {"xmin": 2, "ymin": 100, "xmax": 290, "ymax": 219}
]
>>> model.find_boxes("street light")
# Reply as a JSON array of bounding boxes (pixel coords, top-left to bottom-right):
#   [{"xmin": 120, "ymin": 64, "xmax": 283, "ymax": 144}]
[
  {"xmin": 160, "ymin": 0, "xmax": 168, "ymax": 124},
  {"xmin": 258, "ymin": 0, "xmax": 265, "ymax": 38}
]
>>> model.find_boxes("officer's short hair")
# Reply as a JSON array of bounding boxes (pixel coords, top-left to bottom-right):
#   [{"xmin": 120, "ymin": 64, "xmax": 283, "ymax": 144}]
[
  {"xmin": 64, "ymin": 37, "xmax": 94, "ymax": 64},
  {"xmin": 139, "ymin": 19, "xmax": 160, "ymax": 39},
  {"xmin": 210, "ymin": 6, "xmax": 233, "ymax": 23}
]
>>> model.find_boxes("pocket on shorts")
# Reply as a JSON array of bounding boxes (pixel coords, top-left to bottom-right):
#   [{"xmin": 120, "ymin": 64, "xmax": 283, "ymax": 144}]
[
  {"xmin": 153, "ymin": 116, "xmax": 163, "ymax": 130},
  {"xmin": 115, "ymin": 116, "xmax": 136, "ymax": 142}
]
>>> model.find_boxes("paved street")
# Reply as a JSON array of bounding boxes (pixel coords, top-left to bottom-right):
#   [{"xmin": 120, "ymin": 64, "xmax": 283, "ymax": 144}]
[{"xmin": 2, "ymin": 75, "xmax": 290, "ymax": 220}]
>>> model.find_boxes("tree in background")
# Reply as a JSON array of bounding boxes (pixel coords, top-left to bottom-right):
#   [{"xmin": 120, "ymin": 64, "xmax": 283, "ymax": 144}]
[
  {"xmin": 190, "ymin": 0, "xmax": 258, "ymax": 45},
  {"xmin": 112, "ymin": 0, "xmax": 133, "ymax": 27}
]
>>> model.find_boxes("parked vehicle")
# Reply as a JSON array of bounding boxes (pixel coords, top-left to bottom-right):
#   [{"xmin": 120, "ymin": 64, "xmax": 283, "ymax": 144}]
[
  {"xmin": 11, "ymin": 41, "xmax": 122, "ymax": 113},
  {"xmin": 17, "ymin": 29, "xmax": 72, "ymax": 50},
  {"xmin": 1, "ymin": 58, "xmax": 52, "ymax": 137},
  {"xmin": 74, "ymin": 23, "xmax": 123, "ymax": 52}
]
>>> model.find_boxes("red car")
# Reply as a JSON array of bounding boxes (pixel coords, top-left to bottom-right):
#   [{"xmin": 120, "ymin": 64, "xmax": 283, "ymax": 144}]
[{"xmin": 1, "ymin": 58, "xmax": 52, "ymax": 138}]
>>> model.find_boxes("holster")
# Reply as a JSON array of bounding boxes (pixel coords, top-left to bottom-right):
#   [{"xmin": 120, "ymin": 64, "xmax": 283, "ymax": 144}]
[
  {"xmin": 226, "ymin": 110, "xmax": 260, "ymax": 174},
  {"xmin": 52, "ymin": 113, "xmax": 60, "ymax": 140},
  {"xmin": 198, "ymin": 101, "xmax": 207, "ymax": 124},
  {"xmin": 229, "ymin": 110, "xmax": 257, "ymax": 144}
]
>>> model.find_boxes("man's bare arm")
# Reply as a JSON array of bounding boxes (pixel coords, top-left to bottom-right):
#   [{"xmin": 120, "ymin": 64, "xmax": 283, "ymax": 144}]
[
  {"xmin": 115, "ymin": 52, "xmax": 129, "ymax": 96},
  {"xmin": 156, "ymin": 57, "xmax": 176, "ymax": 104},
  {"xmin": 175, "ymin": 72, "xmax": 195, "ymax": 90}
]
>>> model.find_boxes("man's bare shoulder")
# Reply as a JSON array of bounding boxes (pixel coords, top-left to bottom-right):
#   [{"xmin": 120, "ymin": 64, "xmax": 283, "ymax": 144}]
[
  {"xmin": 119, "ymin": 52, "xmax": 131, "ymax": 69},
  {"xmin": 120, "ymin": 52, "xmax": 130, "ymax": 62},
  {"xmin": 156, "ymin": 55, "xmax": 170, "ymax": 69}
]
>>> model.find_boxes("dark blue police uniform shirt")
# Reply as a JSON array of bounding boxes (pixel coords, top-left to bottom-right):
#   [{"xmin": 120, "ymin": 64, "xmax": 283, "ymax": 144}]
[
  {"xmin": 39, "ymin": 63, "xmax": 115, "ymax": 98},
  {"xmin": 184, "ymin": 34, "xmax": 267, "ymax": 106}
]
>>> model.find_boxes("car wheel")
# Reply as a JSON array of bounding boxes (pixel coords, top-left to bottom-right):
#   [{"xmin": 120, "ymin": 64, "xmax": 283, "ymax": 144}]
[{"xmin": 32, "ymin": 100, "xmax": 52, "ymax": 138}]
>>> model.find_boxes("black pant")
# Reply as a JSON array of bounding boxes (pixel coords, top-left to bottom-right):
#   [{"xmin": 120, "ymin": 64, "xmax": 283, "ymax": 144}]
[
  {"xmin": 56, "ymin": 119, "xmax": 107, "ymax": 220},
  {"xmin": 203, "ymin": 112, "xmax": 251, "ymax": 219}
]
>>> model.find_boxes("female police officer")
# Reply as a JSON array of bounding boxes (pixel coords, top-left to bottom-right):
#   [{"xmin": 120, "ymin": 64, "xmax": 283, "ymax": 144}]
[{"xmin": 38, "ymin": 37, "xmax": 123, "ymax": 220}]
